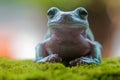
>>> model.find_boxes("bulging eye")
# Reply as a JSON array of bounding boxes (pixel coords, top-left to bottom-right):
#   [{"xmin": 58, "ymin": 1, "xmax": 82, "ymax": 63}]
[
  {"xmin": 79, "ymin": 10, "xmax": 87, "ymax": 17},
  {"xmin": 47, "ymin": 7, "xmax": 58, "ymax": 19},
  {"xmin": 76, "ymin": 7, "xmax": 88, "ymax": 19}
]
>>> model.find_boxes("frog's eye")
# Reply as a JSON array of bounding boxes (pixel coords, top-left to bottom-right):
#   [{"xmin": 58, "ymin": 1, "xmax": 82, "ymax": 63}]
[
  {"xmin": 47, "ymin": 7, "xmax": 58, "ymax": 19},
  {"xmin": 76, "ymin": 7, "xmax": 88, "ymax": 19}
]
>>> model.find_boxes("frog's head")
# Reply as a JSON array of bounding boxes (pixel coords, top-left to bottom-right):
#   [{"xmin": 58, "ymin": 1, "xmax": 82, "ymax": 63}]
[{"xmin": 47, "ymin": 7, "xmax": 89, "ymax": 30}]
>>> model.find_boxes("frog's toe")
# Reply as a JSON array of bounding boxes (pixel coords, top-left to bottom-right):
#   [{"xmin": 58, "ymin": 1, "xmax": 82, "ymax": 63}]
[
  {"xmin": 48, "ymin": 54, "xmax": 62, "ymax": 63},
  {"xmin": 36, "ymin": 57, "xmax": 48, "ymax": 63},
  {"xmin": 36, "ymin": 54, "xmax": 62, "ymax": 63},
  {"xmin": 69, "ymin": 57, "xmax": 97, "ymax": 66},
  {"xmin": 69, "ymin": 58, "xmax": 81, "ymax": 66},
  {"xmin": 79, "ymin": 57, "xmax": 99, "ymax": 64}
]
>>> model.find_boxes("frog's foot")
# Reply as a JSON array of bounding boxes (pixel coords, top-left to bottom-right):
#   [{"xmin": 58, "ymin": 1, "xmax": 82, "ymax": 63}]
[
  {"xmin": 36, "ymin": 54, "xmax": 62, "ymax": 63},
  {"xmin": 69, "ymin": 57, "xmax": 98, "ymax": 66}
]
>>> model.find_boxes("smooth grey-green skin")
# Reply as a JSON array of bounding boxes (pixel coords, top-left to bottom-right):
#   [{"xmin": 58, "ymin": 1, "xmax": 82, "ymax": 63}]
[{"xmin": 35, "ymin": 7, "xmax": 102, "ymax": 65}]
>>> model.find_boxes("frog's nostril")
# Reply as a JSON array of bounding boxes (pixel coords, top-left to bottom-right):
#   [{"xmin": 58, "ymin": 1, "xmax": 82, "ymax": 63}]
[
  {"xmin": 61, "ymin": 14, "xmax": 72, "ymax": 22},
  {"xmin": 63, "ymin": 15, "xmax": 68, "ymax": 20}
]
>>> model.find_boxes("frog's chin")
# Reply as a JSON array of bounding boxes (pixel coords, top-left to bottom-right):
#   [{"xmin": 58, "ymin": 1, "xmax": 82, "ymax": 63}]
[{"xmin": 51, "ymin": 27, "xmax": 85, "ymax": 35}]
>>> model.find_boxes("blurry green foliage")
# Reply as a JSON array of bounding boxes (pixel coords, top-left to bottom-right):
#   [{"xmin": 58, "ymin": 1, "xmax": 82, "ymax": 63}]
[
  {"xmin": 37, "ymin": 0, "xmax": 92, "ymax": 10},
  {"xmin": 0, "ymin": 0, "xmax": 93, "ymax": 10},
  {"xmin": 0, "ymin": 0, "xmax": 106, "ymax": 14},
  {"xmin": 0, "ymin": 57, "xmax": 120, "ymax": 80}
]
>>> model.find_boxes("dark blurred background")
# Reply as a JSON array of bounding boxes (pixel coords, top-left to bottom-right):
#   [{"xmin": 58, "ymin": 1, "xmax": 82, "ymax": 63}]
[{"xmin": 0, "ymin": 0, "xmax": 119, "ymax": 59}]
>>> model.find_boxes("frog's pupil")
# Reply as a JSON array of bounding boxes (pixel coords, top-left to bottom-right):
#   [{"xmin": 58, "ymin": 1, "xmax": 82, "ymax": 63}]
[
  {"xmin": 48, "ymin": 10, "xmax": 54, "ymax": 15},
  {"xmin": 48, "ymin": 10, "xmax": 55, "ymax": 18},
  {"xmin": 79, "ymin": 10, "xmax": 87, "ymax": 16}
]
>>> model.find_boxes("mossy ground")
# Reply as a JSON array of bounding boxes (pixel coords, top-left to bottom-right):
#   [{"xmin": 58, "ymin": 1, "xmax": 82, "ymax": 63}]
[{"xmin": 0, "ymin": 57, "xmax": 120, "ymax": 80}]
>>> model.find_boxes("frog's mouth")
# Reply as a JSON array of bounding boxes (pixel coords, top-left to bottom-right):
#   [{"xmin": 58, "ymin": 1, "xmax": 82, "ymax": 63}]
[{"xmin": 48, "ymin": 22, "xmax": 88, "ymax": 29}]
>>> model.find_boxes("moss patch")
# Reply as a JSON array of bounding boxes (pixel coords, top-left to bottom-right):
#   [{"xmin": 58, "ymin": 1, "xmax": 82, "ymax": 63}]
[{"xmin": 0, "ymin": 57, "xmax": 120, "ymax": 80}]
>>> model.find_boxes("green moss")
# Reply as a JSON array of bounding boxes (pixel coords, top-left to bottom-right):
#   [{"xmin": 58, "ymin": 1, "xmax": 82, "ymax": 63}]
[{"xmin": 0, "ymin": 57, "xmax": 120, "ymax": 80}]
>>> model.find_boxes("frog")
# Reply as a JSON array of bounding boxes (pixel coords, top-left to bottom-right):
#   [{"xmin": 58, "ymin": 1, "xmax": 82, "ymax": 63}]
[{"xmin": 35, "ymin": 7, "xmax": 102, "ymax": 66}]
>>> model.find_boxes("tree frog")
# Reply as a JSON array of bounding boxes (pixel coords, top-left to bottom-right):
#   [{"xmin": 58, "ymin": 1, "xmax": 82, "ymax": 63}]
[{"xmin": 35, "ymin": 7, "xmax": 102, "ymax": 66}]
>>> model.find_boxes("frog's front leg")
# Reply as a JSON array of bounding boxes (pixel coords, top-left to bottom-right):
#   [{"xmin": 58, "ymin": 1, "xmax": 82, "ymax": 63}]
[
  {"xmin": 70, "ymin": 40, "xmax": 102, "ymax": 66},
  {"xmin": 35, "ymin": 42, "xmax": 62, "ymax": 63}
]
